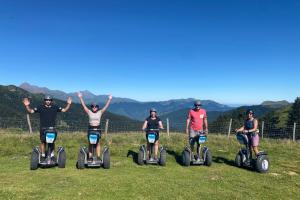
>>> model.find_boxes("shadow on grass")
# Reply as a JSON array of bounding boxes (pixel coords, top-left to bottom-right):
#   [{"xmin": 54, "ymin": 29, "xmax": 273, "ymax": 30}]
[
  {"xmin": 213, "ymin": 156, "xmax": 235, "ymax": 167},
  {"xmin": 213, "ymin": 156, "xmax": 257, "ymax": 173},
  {"xmin": 166, "ymin": 150, "xmax": 183, "ymax": 166},
  {"xmin": 127, "ymin": 150, "xmax": 138, "ymax": 165}
]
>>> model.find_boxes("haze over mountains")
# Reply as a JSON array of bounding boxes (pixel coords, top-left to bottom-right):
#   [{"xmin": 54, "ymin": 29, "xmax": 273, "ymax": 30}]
[
  {"xmin": 17, "ymin": 82, "xmax": 291, "ymax": 122},
  {"xmin": 19, "ymin": 82, "xmax": 233, "ymax": 120}
]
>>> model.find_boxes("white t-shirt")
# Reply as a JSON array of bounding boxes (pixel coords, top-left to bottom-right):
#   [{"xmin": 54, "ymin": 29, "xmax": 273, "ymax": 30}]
[{"xmin": 88, "ymin": 110, "xmax": 102, "ymax": 126}]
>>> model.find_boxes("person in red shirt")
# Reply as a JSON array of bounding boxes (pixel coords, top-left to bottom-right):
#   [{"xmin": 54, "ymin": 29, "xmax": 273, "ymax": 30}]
[{"xmin": 186, "ymin": 101, "xmax": 208, "ymax": 151}]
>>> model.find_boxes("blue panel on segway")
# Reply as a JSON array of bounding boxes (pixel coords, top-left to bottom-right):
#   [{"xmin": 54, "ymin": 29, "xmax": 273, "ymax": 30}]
[
  {"xmin": 236, "ymin": 134, "xmax": 248, "ymax": 145},
  {"xmin": 198, "ymin": 135, "xmax": 207, "ymax": 144},
  {"xmin": 45, "ymin": 133, "xmax": 56, "ymax": 143},
  {"xmin": 148, "ymin": 134, "xmax": 156, "ymax": 143},
  {"xmin": 89, "ymin": 134, "xmax": 99, "ymax": 144}
]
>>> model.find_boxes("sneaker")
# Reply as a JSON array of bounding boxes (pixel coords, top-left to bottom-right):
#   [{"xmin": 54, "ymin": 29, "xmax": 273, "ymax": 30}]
[
  {"xmin": 242, "ymin": 155, "xmax": 246, "ymax": 162},
  {"xmin": 41, "ymin": 156, "xmax": 46, "ymax": 162}
]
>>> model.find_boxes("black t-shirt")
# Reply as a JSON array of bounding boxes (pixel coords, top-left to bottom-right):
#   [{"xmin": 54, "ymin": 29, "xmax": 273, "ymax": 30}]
[
  {"xmin": 146, "ymin": 116, "xmax": 161, "ymax": 130},
  {"xmin": 34, "ymin": 105, "xmax": 62, "ymax": 128}
]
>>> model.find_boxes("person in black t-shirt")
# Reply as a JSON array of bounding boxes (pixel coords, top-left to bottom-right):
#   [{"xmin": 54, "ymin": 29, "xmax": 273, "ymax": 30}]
[
  {"xmin": 23, "ymin": 95, "xmax": 72, "ymax": 158},
  {"xmin": 142, "ymin": 108, "xmax": 164, "ymax": 160}
]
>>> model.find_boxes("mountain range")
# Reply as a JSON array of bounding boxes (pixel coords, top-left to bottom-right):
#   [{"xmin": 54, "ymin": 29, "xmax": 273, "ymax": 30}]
[
  {"xmin": 0, "ymin": 85, "xmax": 140, "ymax": 131},
  {"xmin": 19, "ymin": 82, "xmax": 233, "ymax": 120}
]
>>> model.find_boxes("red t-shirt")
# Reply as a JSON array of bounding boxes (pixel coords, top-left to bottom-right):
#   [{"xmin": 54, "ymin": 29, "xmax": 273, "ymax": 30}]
[{"xmin": 188, "ymin": 109, "xmax": 207, "ymax": 131}]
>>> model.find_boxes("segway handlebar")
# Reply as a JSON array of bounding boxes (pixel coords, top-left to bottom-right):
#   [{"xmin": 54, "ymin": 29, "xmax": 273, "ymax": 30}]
[{"xmin": 197, "ymin": 130, "xmax": 208, "ymax": 135}]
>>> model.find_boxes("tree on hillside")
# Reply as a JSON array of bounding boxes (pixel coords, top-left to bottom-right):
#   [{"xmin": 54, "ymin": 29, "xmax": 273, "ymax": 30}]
[
  {"xmin": 288, "ymin": 97, "xmax": 300, "ymax": 125},
  {"xmin": 262, "ymin": 111, "xmax": 280, "ymax": 128}
]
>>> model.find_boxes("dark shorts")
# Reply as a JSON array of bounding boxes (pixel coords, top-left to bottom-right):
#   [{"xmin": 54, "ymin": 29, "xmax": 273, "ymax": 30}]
[
  {"xmin": 40, "ymin": 128, "xmax": 57, "ymax": 143},
  {"xmin": 189, "ymin": 135, "xmax": 199, "ymax": 146},
  {"xmin": 146, "ymin": 132, "xmax": 159, "ymax": 143}
]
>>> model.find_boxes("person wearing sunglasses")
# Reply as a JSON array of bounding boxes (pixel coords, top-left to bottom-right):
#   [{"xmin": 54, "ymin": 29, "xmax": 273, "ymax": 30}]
[
  {"xmin": 77, "ymin": 92, "xmax": 112, "ymax": 159},
  {"xmin": 235, "ymin": 109, "xmax": 260, "ymax": 156},
  {"xmin": 186, "ymin": 101, "xmax": 208, "ymax": 154},
  {"xmin": 23, "ymin": 95, "xmax": 72, "ymax": 159}
]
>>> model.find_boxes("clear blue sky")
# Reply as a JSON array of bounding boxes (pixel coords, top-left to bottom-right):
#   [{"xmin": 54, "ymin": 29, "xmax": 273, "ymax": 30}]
[{"xmin": 0, "ymin": 0, "xmax": 299, "ymax": 105}]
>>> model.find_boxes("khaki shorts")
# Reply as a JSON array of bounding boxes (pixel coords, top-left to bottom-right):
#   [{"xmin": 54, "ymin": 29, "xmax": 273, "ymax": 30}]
[{"xmin": 189, "ymin": 129, "xmax": 201, "ymax": 138}]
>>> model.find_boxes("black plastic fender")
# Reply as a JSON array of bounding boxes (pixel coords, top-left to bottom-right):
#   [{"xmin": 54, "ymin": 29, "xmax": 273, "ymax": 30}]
[
  {"xmin": 140, "ymin": 145, "xmax": 147, "ymax": 160},
  {"xmin": 79, "ymin": 147, "xmax": 88, "ymax": 162},
  {"xmin": 32, "ymin": 146, "xmax": 41, "ymax": 163},
  {"xmin": 183, "ymin": 146, "xmax": 193, "ymax": 160},
  {"xmin": 101, "ymin": 146, "xmax": 109, "ymax": 160},
  {"xmin": 202, "ymin": 146, "xmax": 208, "ymax": 162},
  {"xmin": 57, "ymin": 147, "xmax": 65, "ymax": 163}
]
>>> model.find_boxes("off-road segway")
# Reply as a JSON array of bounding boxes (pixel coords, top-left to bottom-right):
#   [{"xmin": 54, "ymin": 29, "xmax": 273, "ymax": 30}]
[
  {"xmin": 182, "ymin": 131, "xmax": 212, "ymax": 166},
  {"xmin": 30, "ymin": 127, "xmax": 66, "ymax": 170},
  {"xmin": 77, "ymin": 128, "xmax": 110, "ymax": 169},
  {"xmin": 138, "ymin": 129, "xmax": 166, "ymax": 166},
  {"xmin": 235, "ymin": 132, "xmax": 269, "ymax": 173}
]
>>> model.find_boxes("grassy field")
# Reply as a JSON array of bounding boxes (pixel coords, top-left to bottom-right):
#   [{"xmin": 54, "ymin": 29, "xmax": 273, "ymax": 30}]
[{"xmin": 0, "ymin": 130, "xmax": 299, "ymax": 200}]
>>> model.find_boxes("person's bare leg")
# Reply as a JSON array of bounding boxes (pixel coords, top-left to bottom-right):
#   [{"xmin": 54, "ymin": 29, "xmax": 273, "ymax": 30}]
[
  {"xmin": 154, "ymin": 141, "xmax": 159, "ymax": 160},
  {"xmin": 51, "ymin": 143, "xmax": 55, "ymax": 157},
  {"xmin": 147, "ymin": 143, "xmax": 150, "ymax": 159},
  {"xmin": 40, "ymin": 143, "xmax": 45, "ymax": 155},
  {"xmin": 253, "ymin": 146, "xmax": 259, "ymax": 156},
  {"xmin": 89, "ymin": 144, "xmax": 92, "ymax": 158},
  {"xmin": 96, "ymin": 143, "xmax": 101, "ymax": 157}
]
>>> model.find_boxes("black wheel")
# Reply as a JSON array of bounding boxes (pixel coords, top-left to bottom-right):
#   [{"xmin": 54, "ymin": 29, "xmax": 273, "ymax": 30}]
[
  {"xmin": 182, "ymin": 150, "xmax": 191, "ymax": 166},
  {"xmin": 159, "ymin": 149, "xmax": 166, "ymax": 166},
  {"xmin": 204, "ymin": 150, "xmax": 212, "ymax": 166},
  {"xmin": 235, "ymin": 153, "xmax": 242, "ymax": 168},
  {"xmin": 58, "ymin": 150, "xmax": 66, "ymax": 168},
  {"xmin": 137, "ymin": 149, "xmax": 144, "ymax": 165},
  {"xmin": 30, "ymin": 150, "xmax": 39, "ymax": 170},
  {"xmin": 77, "ymin": 150, "xmax": 85, "ymax": 169},
  {"xmin": 103, "ymin": 149, "xmax": 110, "ymax": 169},
  {"xmin": 256, "ymin": 155, "xmax": 269, "ymax": 173}
]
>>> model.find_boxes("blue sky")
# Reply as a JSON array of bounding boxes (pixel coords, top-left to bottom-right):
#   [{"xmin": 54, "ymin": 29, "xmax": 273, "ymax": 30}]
[{"xmin": 0, "ymin": 0, "xmax": 299, "ymax": 105}]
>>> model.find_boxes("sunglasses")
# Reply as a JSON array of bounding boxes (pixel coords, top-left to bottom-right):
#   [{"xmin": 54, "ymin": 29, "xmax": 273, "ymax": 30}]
[
  {"xmin": 44, "ymin": 99, "xmax": 52, "ymax": 102},
  {"xmin": 91, "ymin": 106, "xmax": 99, "ymax": 108}
]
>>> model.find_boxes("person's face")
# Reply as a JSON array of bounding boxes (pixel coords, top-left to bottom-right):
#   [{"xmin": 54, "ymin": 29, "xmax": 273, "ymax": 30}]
[
  {"xmin": 247, "ymin": 112, "xmax": 253, "ymax": 119},
  {"xmin": 195, "ymin": 105, "xmax": 201, "ymax": 110},
  {"xmin": 150, "ymin": 111, "xmax": 157, "ymax": 118},
  {"xmin": 91, "ymin": 105, "xmax": 98, "ymax": 112},
  {"xmin": 44, "ymin": 99, "xmax": 52, "ymax": 106}
]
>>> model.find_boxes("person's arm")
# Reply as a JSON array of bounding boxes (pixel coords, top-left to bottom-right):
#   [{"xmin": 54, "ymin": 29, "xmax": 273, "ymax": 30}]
[
  {"xmin": 101, "ymin": 95, "xmax": 113, "ymax": 113},
  {"xmin": 186, "ymin": 118, "xmax": 190, "ymax": 135},
  {"xmin": 235, "ymin": 126, "xmax": 245, "ymax": 133},
  {"xmin": 77, "ymin": 92, "xmax": 89, "ymax": 114},
  {"xmin": 23, "ymin": 98, "xmax": 35, "ymax": 114},
  {"xmin": 158, "ymin": 121, "xmax": 164, "ymax": 129},
  {"xmin": 204, "ymin": 117, "xmax": 208, "ymax": 134},
  {"xmin": 186, "ymin": 111, "xmax": 191, "ymax": 135},
  {"xmin": 142, "ymin": 120, "xmax": 148, "ymax": 131},
  {"xmin": 62, "ymin": 97, "xmax": 72, "ymax": 113}
]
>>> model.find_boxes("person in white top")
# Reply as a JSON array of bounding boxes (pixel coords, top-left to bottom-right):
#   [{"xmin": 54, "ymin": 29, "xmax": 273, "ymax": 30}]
[{"xmin": 78, "ymin": 92, "xmax": 112, "ymax": 159}]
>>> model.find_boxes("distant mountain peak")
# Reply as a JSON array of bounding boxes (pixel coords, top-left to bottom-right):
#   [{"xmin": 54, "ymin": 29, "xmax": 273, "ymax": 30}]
[
  {"xmin": 261, "ymin": 100, "xmax": 290, "ymax": 108},
  {"xmin": 19, "ymin": 82, "xmax": 137, "ymax": 104}
]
